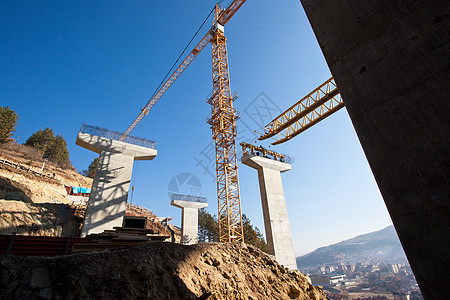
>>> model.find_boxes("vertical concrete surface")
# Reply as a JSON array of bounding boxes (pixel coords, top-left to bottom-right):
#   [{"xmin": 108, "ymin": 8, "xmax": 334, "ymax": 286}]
[
  {"xmin": 299, "ymin": 1, "xmax": 450, "ymax": 297},
  {"xmin": 76, "ymin": 132, "xmax": 157, "ymax": 237},
  {"xmin": 241, "ymin": 154, "xmax": 297, "ymax": 270},
  {"xmin": 171, "ymin": 200, "xmax": 208, "ymax": 245}
]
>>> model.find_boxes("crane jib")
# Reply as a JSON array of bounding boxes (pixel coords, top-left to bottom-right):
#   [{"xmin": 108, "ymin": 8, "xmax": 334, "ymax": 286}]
[{"xmin": 120, "ymin": 0, "xmax": 246, "ymax": 140}]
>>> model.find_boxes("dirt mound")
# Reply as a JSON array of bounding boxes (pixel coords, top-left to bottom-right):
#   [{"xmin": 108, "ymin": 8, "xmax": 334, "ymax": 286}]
[{"xmin": 0, "ymin": 242, "xmax": 326, "ymax": 299}]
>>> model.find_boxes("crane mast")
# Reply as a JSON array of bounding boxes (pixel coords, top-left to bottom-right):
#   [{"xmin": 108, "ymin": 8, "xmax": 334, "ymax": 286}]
[
  {"xmin": 206, "ymin": 4, "xmax": 243, "ymax": 242},
  {"xmin": 119, "ymin": 1, "xmax": 247, "ymax": 242}
]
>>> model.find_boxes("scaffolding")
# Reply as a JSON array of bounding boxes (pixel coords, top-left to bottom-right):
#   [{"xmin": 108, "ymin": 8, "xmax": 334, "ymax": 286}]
[{"xmin": 240, "ymin": 142, "xmax": 289, "ymax": 163}]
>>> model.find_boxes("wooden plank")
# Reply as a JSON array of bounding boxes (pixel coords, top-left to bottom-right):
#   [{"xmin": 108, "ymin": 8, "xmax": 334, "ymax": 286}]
[
  {"xmin": 113, "ymin": 227, "xmax": 156, "ymax": 234},
  {"xmin": 148, "ymin": 235, "xmax": 170, "ymax": 240},
  {"xmin": 112, "ymin": 236, "xmax": 150, "ymax": 241}
]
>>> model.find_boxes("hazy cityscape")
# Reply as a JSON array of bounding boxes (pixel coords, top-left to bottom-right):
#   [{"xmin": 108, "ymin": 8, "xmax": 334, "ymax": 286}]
[
  {"xmin": 300, "ymin": 260, "xmax": 423, "ymax": 300},
  {"xmin": 295, "ymin": 226, "xmax": 424, "ymax": 299}
]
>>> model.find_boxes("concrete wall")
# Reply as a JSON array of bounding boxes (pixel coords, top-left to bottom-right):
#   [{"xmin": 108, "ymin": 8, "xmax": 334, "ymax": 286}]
[
  {"xmin": 242, "ymin": 154, "xmax": 297, "ymax": 270},
  {"xmin": 298, "ymin": 1, "xmax": 450, "ymax": 298}
]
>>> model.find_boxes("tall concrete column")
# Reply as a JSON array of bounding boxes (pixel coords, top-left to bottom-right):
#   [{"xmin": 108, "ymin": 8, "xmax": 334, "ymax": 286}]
[
  {"xmin": 76, "ymin": 132, "xmax": 157, "ymax": 237},
  {"xmin": 242, "ymin": 154, "xmax": 297, "ymax": 270},
  {"xmin": 298, "ymin": 1, "xmax": 450, "ymax": 297},
  {"xmin": 171, "ymin": 200, "xmax": 208, "ymax": 245}
]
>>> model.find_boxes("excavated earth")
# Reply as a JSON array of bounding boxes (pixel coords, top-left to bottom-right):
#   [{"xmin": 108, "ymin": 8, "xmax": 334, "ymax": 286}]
[{"xmin": 0, "ymin": 242, "xmax": 326, "ymax": 300}]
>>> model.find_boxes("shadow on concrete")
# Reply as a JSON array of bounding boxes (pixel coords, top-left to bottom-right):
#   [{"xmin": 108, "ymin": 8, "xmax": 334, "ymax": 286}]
[{"xmin": 81, "ymin": 147, "xmax": 130, "ymax": 234}]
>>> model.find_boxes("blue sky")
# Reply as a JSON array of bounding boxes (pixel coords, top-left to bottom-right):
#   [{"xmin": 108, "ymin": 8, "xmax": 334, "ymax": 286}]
[{"xmin": 1, "ymin": 0, "xmax": 392, "ymax": 255}]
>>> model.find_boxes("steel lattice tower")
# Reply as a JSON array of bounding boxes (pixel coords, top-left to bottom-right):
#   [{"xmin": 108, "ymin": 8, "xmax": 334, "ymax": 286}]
[{"xmin": 206, "ymin": 5, "xmax": 244, "ymax": 242}]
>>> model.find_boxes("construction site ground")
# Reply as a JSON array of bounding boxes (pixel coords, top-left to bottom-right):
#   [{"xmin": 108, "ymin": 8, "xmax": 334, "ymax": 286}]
[
  {"xmin": 0, "ymin": 144, "xmax": 327, "ymax": 299},
  {"xmin": 0, "ymin": 242, "xmax": 326, "ymax": 299}
]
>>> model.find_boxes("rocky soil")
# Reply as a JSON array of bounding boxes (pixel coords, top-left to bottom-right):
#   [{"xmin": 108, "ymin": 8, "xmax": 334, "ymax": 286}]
[
  {"xmin": 0, "ymin": 158, "xmax": 89, "ymax": 236},
  {"xmin": 0, "ymin": 242, "xmax": 326, "ymax": 300},
  {"xmin": 0, "ymin": 144, "xmax": 93, "ymax": 205},
  {"xmin": 0, "ymin": 198, "xmax": 81, "ymax": 236}
]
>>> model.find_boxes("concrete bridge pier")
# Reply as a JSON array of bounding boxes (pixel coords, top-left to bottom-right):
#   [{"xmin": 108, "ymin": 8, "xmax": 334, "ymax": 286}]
[
  {"xmin": 76, "ymin": 131, "xmax": 157, "ymax": 237},
  {"xmin": 171, "ymin": 199, "xmax": 208, "ymax": 245},
  {"xmin": 241, "ymin": 154, "xmax": 297, "ymax": 270}
]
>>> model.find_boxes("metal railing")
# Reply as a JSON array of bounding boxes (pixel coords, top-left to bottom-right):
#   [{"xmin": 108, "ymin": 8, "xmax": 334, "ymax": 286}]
[
  {"xmin": 0, "ymin": 157, "xmax": 59, "ymax": 181},
  {"xmin": 79, "ymin": 124, "xmax": 156, "ymax": 149},
  {"xmin": 171, "ymin": 193, "xmax": 207, "ymax": 203},
  {"xmin": 240, "ymin": 142, "xmax": 290, "ymax": 163}
]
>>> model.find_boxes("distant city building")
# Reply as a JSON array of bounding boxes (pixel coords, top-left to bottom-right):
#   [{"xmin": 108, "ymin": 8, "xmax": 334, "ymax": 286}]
[
  {"xmin": 310, "ymin": 275, "xmax": 331, "ymax": 286},
  {"xmin": 310, "ymin": 274, "xmax": 347, "ymax": 287},
  {"xmin": 389, "ymin": 264, "xmax": 399, "ymax": 274},
  {"xmin": 336, "ymin": 263, "xmax": 347, "ymax": 273},
  {"xmin": 299, "ymin": 260, "xmax": 420, "ymax": 298},
  {"xmin": 346, "ymin": 264, "xmax": 355, "ymax": 273},
  {"xmin": 329, "ymin": 275, "xmax": 346, "ymax": 285}
]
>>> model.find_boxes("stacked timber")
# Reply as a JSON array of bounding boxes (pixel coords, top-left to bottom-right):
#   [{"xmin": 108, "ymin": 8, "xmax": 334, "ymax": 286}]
[{"xmin": 72, "ymin": 227, "xmax": 170, "ymax": 253}]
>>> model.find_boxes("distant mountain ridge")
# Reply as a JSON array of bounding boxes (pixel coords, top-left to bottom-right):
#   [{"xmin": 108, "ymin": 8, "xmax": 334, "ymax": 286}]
[{"xmin": 297, "ymin": 225, "xmax": 407, "ymax": 268}]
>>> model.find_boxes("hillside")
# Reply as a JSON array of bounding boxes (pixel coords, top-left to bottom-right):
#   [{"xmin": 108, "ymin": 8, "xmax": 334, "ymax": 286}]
[
  {"xmin": 0, "ymin": 142, "xmax": 94, "ymax": 236},
  {"xmin": 297, "ymin": 226, "xmax": 407, "ymax": 268},
  {"xmin": 0, "ymin": 143, "xmax": 93, "ymax": 202},
  {"xmin": 0, "ymin": 142, "xmax": 178, "ymax": 238}
]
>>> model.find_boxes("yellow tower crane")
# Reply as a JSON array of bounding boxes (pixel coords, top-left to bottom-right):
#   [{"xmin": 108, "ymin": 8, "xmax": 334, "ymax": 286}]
[
  {"xmin": 206, "ymin": 4, "xmax": 244, "ymax": 242},
  {"xmin": 120, "ymin": 1, "xmax": 246, "ymax": 242}
]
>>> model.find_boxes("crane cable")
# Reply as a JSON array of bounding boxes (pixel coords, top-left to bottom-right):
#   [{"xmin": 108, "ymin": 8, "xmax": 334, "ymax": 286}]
[
  {"xmin": 144, "ymin": 6, "xmax": 215, "ymax": 107},
  {"xmin": 130, "ymin": 5, "xmax": 216, "ymax": 205}
]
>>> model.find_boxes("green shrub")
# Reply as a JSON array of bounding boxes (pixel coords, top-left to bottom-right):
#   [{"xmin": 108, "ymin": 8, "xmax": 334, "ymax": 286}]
[
  {"xmin": 24, "ymin": 128, "xmax": 70, "ymax": 166},
  {"xmin": 0, "ymin": 106, "xmax": 19, "ymax": 144}
]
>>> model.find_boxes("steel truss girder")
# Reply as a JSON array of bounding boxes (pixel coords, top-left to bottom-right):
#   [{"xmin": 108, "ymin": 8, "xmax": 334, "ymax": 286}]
[{"xmin": 259, "ymin": 77, "xmax": 345, "ymax": 145}]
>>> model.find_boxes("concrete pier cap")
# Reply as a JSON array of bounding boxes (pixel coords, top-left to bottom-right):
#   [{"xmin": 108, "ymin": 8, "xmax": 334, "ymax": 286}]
[
  {"xmin": 241, "ymin": 154, "xmax": 292, "ymax": 173},
  {"xmin": 171, "ymin": 198, "xmax": 208, "ymax": 245},
  {"xmin": 241, "ymin": 153, "xmax": 296, "ymax": 270},
  {"xmin": 76, "ymin": 132, "xmax": 157, "ymax": 160},
  {"xmin": 76, "ymin": 125, "xmax": 157, "ymax": 237}
]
